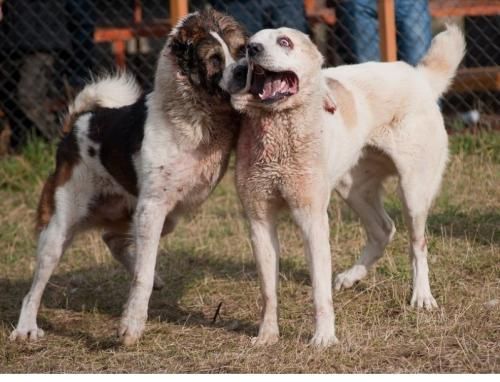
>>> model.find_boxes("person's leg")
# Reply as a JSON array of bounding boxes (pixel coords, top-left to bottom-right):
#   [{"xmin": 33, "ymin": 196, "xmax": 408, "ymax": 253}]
[
  {"xmin": 395, "ymin": 0, "xmax": 431, "ymax": 65},
  {"xmin": 335, "ymin": 0, "xmax": 379, "ymax": 63}
]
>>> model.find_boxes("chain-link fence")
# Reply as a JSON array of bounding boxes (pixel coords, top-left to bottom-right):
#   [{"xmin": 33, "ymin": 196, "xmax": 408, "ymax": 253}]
[{"xmin": 0, "ymin": 0, "xmax": 498, "ymax": 151}]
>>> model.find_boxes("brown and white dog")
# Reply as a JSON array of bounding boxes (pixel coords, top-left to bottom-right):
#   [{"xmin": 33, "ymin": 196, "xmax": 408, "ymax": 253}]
[
  {"xmin": 10, "ymin": 10, "xmax": 247, "ymax": 345},
  {"xmin": 223, "ymin": 26, "xmax": 465, "ymax": 346}
]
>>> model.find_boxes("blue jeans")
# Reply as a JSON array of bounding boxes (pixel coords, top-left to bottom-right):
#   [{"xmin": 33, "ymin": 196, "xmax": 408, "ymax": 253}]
[
  {"xmin": 209, "ymin": 0, "xmax": 309, "ymax": 35},
  {"xmin": 336, "ymin": 0, "xmax": 431, "ymax": 65}
]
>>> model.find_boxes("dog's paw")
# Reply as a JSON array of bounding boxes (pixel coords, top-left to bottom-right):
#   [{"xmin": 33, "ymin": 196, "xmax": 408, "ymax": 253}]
[
  {"xmin": 251, "ymin": 326, "xmax": 279, "ymax": 347},
  {"xmin": 251, "ymin": 333, "xmax": 279, "ymax": 347},
  {"xmin": 334, "ymin": 265, "xmax": 367, "ymax": 291},
  {"xmin": 118, "ymin": 317, "xmax": 145, "ymax": 346},
  {"xmin": 411, "ymin": 290, "xmax": 438, "ymax": 310},
  {"xmin": 9, "ymin": 327, "xmax": 44, "ymax": 342},
  {"xmin": 308, "ymin": 332, "xmax": 339, "ymax": 348}
]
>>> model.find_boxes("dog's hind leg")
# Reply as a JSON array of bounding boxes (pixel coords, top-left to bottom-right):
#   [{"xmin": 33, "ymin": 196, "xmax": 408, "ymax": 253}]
[
  {"xmin": 398, "ymin": 173, "xmax": 441, "ymax": 310},
  {"xmin": 9, "ymin": 222, "xmax": 72, "ymax": 342},
  {"xmin": 334, "ymin": 150, "xmax": 396, "ymax": 290},
  {"xmin": 102, "ymin": 231, "xmax": 165, "ymax": 290},
  {"xmin": 9, "ymin": 172, "xmax": 89, "ymax": 342},
  {"xmin": 395, "ymin": 125, "xmax": 447, "ymax": 310}
]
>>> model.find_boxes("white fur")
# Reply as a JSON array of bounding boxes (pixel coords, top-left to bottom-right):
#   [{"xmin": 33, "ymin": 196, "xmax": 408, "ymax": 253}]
[
  {"xmin": 68, "ymin": 72, "xmax": 141, "ymax": 115},
  {"xmin": 232, "ymin": 25, "xmax": 464, "ymax": 347},
  {"xmin": 417, "ymin": 24, "xmax": 466, "ymax": 98},
  {"xmin": 210, "ymin": 31, "xmax": 235, "ymax": 68}
]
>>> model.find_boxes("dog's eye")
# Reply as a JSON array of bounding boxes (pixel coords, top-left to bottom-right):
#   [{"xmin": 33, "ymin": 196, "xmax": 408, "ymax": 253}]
[
  {"xmin": 209, "ymin": 54, "xmax": 223, "ymax": 68},
  {"xmin": 277, "ymin": 36, "xmax": 293, "ymax": 49}
]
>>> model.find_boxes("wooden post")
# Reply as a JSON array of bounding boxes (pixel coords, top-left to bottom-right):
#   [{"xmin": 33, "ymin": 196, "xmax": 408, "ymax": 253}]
[
  {"xmin": 170, "ymin": 0, "xmax": 189, "ymax": 26},
  {"xmin": 304, "ymin": 0, "xmax": 316, "ymax": 14},
  {"xmin": 378, "ymin": 0, "xmax": 397, "ymax": 62},
  {"xmin": 134, "ymin": 0, "xmax": 143, "ymax": 24},
  {"xmin": 113, "ymin": 40, "xmax": 126, "ymax": 68}
]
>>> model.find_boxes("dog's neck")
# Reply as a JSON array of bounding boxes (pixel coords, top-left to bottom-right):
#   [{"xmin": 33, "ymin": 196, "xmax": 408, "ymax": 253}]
[
  {"xmin": 151, "ymin": 54, "xmax": 237, "ymax": 149},
  {"xmin": 239, "ymin": 73, "xmax": 326, "ymax": 165}
]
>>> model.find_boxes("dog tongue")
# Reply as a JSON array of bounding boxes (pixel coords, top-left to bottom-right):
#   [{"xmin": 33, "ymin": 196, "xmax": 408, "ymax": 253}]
[
  {"xmin": 260, "ymin": 75, "xmax": 289, "ymax": 100},
  {"xmin": 250, "ymin": 68, "xmax": 298, "ymax": 101}
]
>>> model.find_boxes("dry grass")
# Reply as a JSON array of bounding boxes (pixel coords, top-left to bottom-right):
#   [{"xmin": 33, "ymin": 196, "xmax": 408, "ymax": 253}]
[{"xmin": 0, "ymin": 134, "xmax": 499, "ymax": 373}]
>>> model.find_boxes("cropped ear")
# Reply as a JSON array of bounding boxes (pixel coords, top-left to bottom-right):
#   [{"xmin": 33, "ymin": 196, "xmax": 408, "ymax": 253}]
[
  {"xmin": 303, "ymin": 33, "xmax": 324, "ymax": 68},
  {"xmin": 167, "ymin": 12, "xmax": 202, "ymax": 74}
]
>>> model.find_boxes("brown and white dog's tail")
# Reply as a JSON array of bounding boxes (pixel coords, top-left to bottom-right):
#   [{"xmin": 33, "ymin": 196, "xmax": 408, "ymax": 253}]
[
  {"xmin": 417, "ymin": 24, "xmax": 466, "ymax": 99},
  {"xmin": 63, "ymin": 72, "xmax": 141, "ymax": 132}
]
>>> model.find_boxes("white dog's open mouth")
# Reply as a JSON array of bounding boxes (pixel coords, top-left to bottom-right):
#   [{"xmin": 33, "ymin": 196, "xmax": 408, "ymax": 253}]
[{"xmin": 249, "ymin": 65, "xmax": 299, "ymax": 103}]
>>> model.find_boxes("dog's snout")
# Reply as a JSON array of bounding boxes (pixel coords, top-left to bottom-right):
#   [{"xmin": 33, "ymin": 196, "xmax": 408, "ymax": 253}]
[
  {"xmin": 247, "ymin": 42, "xmax": 264, "ymax": 57},
  {"xmin": 234, "ymin": 64, "xmax": 248, "ymax": 82}
]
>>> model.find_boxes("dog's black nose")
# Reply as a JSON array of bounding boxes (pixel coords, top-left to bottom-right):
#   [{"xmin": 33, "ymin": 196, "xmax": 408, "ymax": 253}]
[
  {"xmin": 234, "ymin": 64, "xmax": 248, "ymax": 82},
  {"xmin": 247, "ymin": 42, "xmax": 264, "ymax": 57}
]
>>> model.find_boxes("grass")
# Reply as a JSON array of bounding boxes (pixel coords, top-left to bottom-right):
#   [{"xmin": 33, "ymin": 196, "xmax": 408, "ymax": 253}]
[{"xmin": 0, "ymin": 133, "xmax": 499, "ymax": 373}]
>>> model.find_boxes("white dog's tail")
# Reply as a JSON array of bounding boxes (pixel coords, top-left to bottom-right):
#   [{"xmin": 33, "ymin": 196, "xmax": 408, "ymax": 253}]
[
  {"xmin": 64, "ymin": 72, "xmax": 142, "ymax": 131},
  {"xmin": 417, "ymin": 24, "xmax": 466, "ymax": 99}
]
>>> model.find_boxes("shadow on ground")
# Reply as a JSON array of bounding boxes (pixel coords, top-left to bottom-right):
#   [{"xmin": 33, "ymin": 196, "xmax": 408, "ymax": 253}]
[
  {"xmin": 1, "ymin": 206, "xmax": 497, "ymax": 350},
  {"xmin": 0, "ymin": 247, "xmax": 312, "ymax": 348},
  {"xmin": 344, "ymin": 202, "xmax": 499, "ymax": 247}
]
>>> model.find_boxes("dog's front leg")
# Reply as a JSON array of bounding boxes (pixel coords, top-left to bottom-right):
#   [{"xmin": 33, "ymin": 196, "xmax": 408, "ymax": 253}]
[
  {"xmin": 119, "ymin": 188, "xmax": 173, "ymax": 346},
  {"xmin": 291, "ymin": 204, "xmax": 338, "ymax": 347},
  {"xmin": 249, "ymin": 214, "xmax": 280, "ymax": 346}
]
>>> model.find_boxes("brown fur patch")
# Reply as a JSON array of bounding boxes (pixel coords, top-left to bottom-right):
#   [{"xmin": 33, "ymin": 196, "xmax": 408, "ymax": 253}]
[
  {"xmin": 87, "ymin": 194, "xmax": 133, "ymax": 233},
  {"xmin": 326, "ymin": 78, "xmax": 357, "ymax": 129},
  {"xmin": 168, "ymin": 10, "xmax": 247, "ymax": 94},
  {"xmin": 62, "ymin": 111, "xmax": 84, "ymax": 134},
  {"xmin": 36, "ymin": 131, "xmax": 81, "ymax": 231}
]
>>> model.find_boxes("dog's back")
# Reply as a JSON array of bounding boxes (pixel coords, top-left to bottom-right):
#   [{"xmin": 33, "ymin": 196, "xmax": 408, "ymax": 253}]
[
  {"xmin": 37, "ymin": 74, "xmax": 143, "ymax": 231},
  {"xmin": 322, "ymin": 25, "xmax": 465, "ymax": 131}
]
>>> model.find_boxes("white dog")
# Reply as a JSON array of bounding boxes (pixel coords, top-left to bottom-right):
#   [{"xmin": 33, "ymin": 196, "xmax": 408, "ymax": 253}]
[{"xmin": 222, "ymin": 25, "xmax": 465, "ymax": 346}]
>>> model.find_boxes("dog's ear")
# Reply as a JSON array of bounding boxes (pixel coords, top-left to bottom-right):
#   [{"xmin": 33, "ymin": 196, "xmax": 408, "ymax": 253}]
[
  {"xmin": 168, "ymin": 15, "xmax": 207, "ymax": 87},
  {"xmin": 168, "ymin": 29, "xmax": 195, "ymax": 76}
]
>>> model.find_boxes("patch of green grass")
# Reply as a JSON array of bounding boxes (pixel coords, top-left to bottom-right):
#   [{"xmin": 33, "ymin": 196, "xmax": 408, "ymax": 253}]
[
  {"xmin": 0, "ymin": 138, "xmax": 55, "ymax": 194},
  {"xmin": 0, "ymin": 134, "xmax": 499, "ymax": 372},
  {"xmin": 449, "ymin": 131, "xmax": 500, "ymax": 162}
]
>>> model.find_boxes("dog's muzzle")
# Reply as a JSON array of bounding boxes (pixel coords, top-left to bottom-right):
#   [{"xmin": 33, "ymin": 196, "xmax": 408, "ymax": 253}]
[
  {"xmin": 232, "ymin": 64, "xmax": 248, "ymax": 90},
  {"xmin": 220, "ymin": 58, "xmax": 251, "ymax": 95}
]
